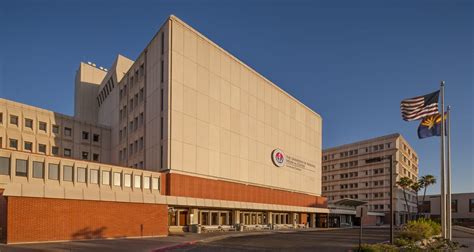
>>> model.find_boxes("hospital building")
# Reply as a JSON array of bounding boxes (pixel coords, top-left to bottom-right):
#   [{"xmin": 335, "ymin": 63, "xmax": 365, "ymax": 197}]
[{"xmin": 0, "ymin": 15, "xmax": 328, "ymax": 243}]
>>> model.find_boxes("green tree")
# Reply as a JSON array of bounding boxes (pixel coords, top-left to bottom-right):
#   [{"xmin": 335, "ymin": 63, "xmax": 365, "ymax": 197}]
[
  {"xmin": 420, "ymin": 175, "xmax": 437, "ymax": 203},
  {"xmin": 396, "ymin": 177, "xmax": 414, "ymax": 216}
]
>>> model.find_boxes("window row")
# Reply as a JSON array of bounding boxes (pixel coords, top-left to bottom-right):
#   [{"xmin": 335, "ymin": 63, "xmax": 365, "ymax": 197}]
[
  {"xmin": 4, "ymin": 138, "xmax": 99, "ymax": 161},
  {"xmin": 118, "ymin": 137, "xmax": 144, "ymax": 161},
  {"xmin": 0, "ymin": 115, "xmax": 100, "ymax": 142},
  {"xmin": 97, "ymin": 77, "xmax": 115, "ymax": 106},
  {"xmin": 0, "ymin": 157, "xmax": 159, "ymax": 190}
]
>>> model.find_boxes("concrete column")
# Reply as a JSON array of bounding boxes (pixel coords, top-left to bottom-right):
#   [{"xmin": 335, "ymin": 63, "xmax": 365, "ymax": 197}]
[
  {"xmin": 310, "ymin": 213, "xmax": 316, "ymax": 228},
  {"xmin": 266, "ymin": 211, "xmax": 272, "ymax": 225},
  {"xmin": 291, "ymin": 213, "xmax": 297, "ymax": 227},
  {"xmin": 189, "ymin": 208, "xmax": 199, "ymax": 225},
  {"xmin": 233, "ymin": 210, "xmax": 240, "ymax": 225}
]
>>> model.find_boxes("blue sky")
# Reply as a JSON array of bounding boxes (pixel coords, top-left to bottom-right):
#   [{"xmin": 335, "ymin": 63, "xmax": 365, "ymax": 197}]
[{"xmin": 0, "ymin": 0, "xmax": 472, "ymax": 194}]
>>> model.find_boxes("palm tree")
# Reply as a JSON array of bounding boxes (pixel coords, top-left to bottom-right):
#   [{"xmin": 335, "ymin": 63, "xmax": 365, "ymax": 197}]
[
  {"xmin": 420, "ymin": 175, "xmax": 437, "ymax": 203},
  {"xmin": 396, "ymin": 177, "xmax": 414, "ymax": 220},
  {"xmin": 410, "ymin": 181, "xmax": 422, "ymax": 217}
]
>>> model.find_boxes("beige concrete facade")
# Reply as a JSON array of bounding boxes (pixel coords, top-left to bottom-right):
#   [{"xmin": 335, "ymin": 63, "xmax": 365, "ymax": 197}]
[
  {"xmin": 74, "ymin": 62, "xmax": 107, "ymax": 124},
  {"xmin": 420, "ymin": 193, "xmax": 474, "ymax": 221},
  {"xmin": 167, "ymin": 16, "xmax": 322, "ymax": 196},
  {"xmin": 322, "ymin": 133, "xmax": 419, "ymax": 224},
  {"xmin": 0, "ymin": 99, "xmax": 111, "ymax": 163}
]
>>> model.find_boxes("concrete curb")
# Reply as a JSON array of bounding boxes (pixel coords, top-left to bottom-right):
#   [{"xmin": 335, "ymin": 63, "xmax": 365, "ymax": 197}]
[
  {"xmin": 151, "ymin": 240, "xmax": 198, "ymax": 252},
  {"xmin": 453, "ymin": 225, "xmax": 474, "ymax": 235}
]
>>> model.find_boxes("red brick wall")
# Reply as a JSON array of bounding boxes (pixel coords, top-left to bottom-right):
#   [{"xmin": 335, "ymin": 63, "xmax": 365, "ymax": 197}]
[
  {"xmin": 163, "ymin": 173, "xmax": 327, "ymax": 208},
  {"xmin": 0, "ymin": 190, "xmax": 6, "ymax": 242},
  {"xmin": 6, "ymin": 197, "xmax": 168, "ymax": 244}
]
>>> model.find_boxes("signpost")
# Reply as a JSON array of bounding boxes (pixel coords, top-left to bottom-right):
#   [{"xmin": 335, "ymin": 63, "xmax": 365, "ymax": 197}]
[{"xmin": 356, "ymin": 206, "xmax": 365, "ymax": 251}]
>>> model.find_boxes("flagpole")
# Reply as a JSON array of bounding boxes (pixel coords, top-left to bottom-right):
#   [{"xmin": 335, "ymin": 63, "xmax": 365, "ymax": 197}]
[
  {"xmin": 440, "ymin": 81, "xmax": 446, "ymax": 239},
  {"xmin": 446, "ymin": 105, "xmax": 452, "ymax": 240}
]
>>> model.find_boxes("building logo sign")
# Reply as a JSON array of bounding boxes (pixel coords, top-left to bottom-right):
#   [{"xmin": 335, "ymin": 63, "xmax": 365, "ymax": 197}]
[
  {"xmin": 271, "ymin": 148, "xmax": 316, "ymax": 171},
  {"xmin": 271, "ymin": 149, "xmax": 286, "ymax": 167}
]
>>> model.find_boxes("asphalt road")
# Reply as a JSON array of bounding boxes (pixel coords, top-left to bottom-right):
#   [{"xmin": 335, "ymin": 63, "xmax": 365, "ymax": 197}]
[
  {"xmin": 1, "ymin": 228, "xmax": 472, "ymax": 252},
  {"xmin": 176, "ymin": 228, "xmax": 391, "ymax": 252}
]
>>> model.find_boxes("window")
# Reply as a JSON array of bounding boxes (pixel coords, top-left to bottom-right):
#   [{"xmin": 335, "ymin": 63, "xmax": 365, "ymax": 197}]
[
  {"xmin": 38, "ymin": 144, "xmax": 46, "ymax": 154},
  {"xmin": 39, "ymin": 121, "xmax": 47, "ymax": 132},
  {"xmin": 9, "ymin": 138, "xmax": 18, "ymax": 149},
  {"xmin": 93, "ymin": 153, "xmax": 99, "ymax": 161},
  {"xmin": 102, "ymin": 171, "xmax": 110, "ymax": 185},
  {"xmin": 160, "ymin": 117, "xmax": 164, "ymax": 139},
  {"xmin": 52, "ymin": 146, "xmax": 59, "ymax": 155},
  {"xmin": 93, "ymin": 134, "xmax": 100, "ymax": 142},
  {"xmin": 0, "ymin": 157, "xmax": 10, "ymax": 175},
  {"xmin": 452, "ymin": 199, "xmax": 458, "ymax": 213},
  {"xmin": 15, "ymin": 159, "xmax": 28, "ymax": 177},
  {"xmin": 161, "ymin": 89, "xmax": 164, "ymax": 111},
  {"xmin": 124, "ymin": 174, "xmax": 132, "ymax": 187},
  {"xmin": 32, "ymin": 161, "xmax": 44, "ymax": 179},
  {"xmin": 48, "ymin": 163, "xmax": 59, "ymax": 180},
  {"xmin": 134, "ymin": 94, "xmax": 138, "ymax": 107},
  {"xmin": 161, "ymin": 60, "xmax": 165, "ymax": 83},
  {"xmin": 152, "ymin": 177, "xmax": 160, "ymax": 190},
  {"xmin": 139, "ymin": 161, "xmax": 144, "ymax": 169},
  {"xmin": 63, "ymin": 165, "xmax": 73, "ymax": 181},
  {"xmin": 134, "ymin": 175, "xmax": 141, "ymax": 188},
  {"xmin": 24, "ymin": 141, "xmax": 32, "ymax": 151},
  {"xmin": 0, "ymin": 112, "xmax": 2, "ymax": 124},
  {"xmin": 139, "ymin": 137, "xmax": 144, "ymax": 150},
  {"xmin": 143, "ymin": 176, "xmax": 150, "ymax": 189},
  {"xmin": 470, "ymin": 199, "xmax": 474, "ymax": 212},
  {"xmin": 10, "ymin": 115, "xmax": 18, "ymax": 126},
  {"xmin": 139, "ymin": 88, "xmax": 144, "ymax": 103},
  {"xmin": 161, "ymin": 32, "xmax": 165, "ymax": 54},
  {"xmin": 82, "ymin": 131, "xmax": 89, "ymax": 140},
  {"xmin": 139, "ymin": 113, "xmax": 144, "ymax": 126},
  {"xmin": 64, "ymin": 127, "xmax": 72, "ymax": 136},
  {"xmin": 113, "ymin": 172, "xmax": 121, "ymax": 186},
  {"xmin": 25, "ymin": 118, "xmax": 33, "ymax": 129},
  {"xmin": 52, "ymin": 125, "xmax": 59, "ymax": 134},
  {"xmin": 64, "ymin": 148, "xmax": 71, "ymax": 157},
  {"xmin": 77, "ymin": 167, "xmax": 87, "ymax": 183},
  {"xmin": 82, "ymin": 152, "xmax": 89, "ymax": 160},
  {"xmin": 90, "ymin": 169, "xmax": 99, "ymax": 184}
]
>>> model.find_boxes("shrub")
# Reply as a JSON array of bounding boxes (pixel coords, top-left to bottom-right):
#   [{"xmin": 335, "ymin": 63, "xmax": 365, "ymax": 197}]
[
  {"xmin": 358, "ymin": 243, "xmax": 398, "ymax": 252},
  {"xmin": 394, "ymin": 238, "xmax": 411, "ymax": 247},
  {"xmin": 398, "ymin": 218, "xmax": 441, "ymax": 241}
]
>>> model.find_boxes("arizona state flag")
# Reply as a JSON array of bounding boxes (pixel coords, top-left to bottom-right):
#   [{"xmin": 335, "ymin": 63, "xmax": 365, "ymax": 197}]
[{"xmin": 418, "ymin": 113, "xmax": 447, "ymax": 139}]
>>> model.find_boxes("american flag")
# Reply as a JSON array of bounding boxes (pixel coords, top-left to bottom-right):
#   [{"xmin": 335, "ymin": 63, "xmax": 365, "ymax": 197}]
[{"xmin": 400, "ymin": 90, "xmax": 440, "ymax": 121}]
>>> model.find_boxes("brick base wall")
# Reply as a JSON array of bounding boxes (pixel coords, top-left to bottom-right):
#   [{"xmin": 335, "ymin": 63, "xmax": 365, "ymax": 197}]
[
  {"xmin": 163, "ymin": 173, "xmax": 327, "ymax": 208},
  {"xmin": 6, "ymin": 197, "xmax": 168, "ymax": 244},
  {"xmin": 0, "ymin": 190, "xmax": 6, "ymax": 242}
]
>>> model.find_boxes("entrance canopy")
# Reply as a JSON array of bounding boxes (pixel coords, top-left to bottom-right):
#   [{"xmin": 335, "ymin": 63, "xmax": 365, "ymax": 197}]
[{"xmin": 332, "ymin": 199, "xmax": 368, "ymax": 208}]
